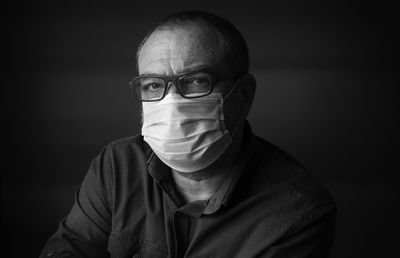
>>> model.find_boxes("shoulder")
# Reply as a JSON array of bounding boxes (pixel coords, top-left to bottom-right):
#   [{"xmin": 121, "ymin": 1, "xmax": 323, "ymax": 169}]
[
  {"xmin": 105, "ymin": 134, "xmax": 147, "ymax": 153},
  {"xmin": 248, "ymin": 135, "xmax": 336, "ymax": 208},
  {"xmin": 89, "ymin": 134, "xmax": 151, "ymax": 181},
  {"xmin": 237, "ymin": 134, "xmax": 337, "ymax": 240},
  {"xmin": 96, "ymin": 134, "xmax": 150, "ymax": 162},
  {"xmin": 88, "ymin": 134, "xmax": 153, "ymax": 206}
]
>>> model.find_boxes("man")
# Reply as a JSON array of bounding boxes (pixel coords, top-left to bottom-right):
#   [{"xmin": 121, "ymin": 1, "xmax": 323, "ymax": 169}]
[{"xmin": 41, "ymin": 11, "xmax": 336, "ymax": 258}]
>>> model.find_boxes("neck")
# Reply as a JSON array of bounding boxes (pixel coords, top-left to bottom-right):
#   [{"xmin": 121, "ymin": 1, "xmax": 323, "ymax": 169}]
[{"xmin": 171, "ymin": 122, "xmax": 244, "ymax": 202}]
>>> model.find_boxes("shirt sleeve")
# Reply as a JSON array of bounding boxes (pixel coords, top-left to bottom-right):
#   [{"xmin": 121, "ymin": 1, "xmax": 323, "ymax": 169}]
[
  {"xmin": 259, "ymin": 202, "xmax": 337, "ymax": 258},
  {"xmin": 40, "ymin": 150, "xmax": 113, "ymax": 258}
]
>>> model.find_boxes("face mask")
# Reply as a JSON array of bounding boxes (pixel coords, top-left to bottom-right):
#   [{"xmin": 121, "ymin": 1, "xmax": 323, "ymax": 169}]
[{"xmin": 141, "ymin": 87, "xmax": 238, "ymax": 172}]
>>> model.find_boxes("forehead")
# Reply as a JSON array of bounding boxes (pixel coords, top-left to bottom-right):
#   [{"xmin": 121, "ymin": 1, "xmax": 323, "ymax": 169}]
[{"xmin": 138, "ymin": 24, "xmax": 222, "ymax": 75}]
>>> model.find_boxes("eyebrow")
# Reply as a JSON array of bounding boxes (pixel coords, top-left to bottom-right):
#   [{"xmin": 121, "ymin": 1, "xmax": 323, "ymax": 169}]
[
  {"xmin": 180, "ymin": 65, "xmax": 212, "ymax": 73},
  {"xmin": 140, "ymin": 65, "xmax": 214, "ymax": 76}
]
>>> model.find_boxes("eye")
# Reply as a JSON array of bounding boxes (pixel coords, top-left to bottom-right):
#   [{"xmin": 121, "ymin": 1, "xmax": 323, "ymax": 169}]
[
  {"xmin": 143, "ymin": 83, "xmax": 163, "ymax": 91},
  {"xmin": 189, "ymin": 77, "xmax": 209, "ymax": 85},
  {"xmin": 194, "ymin": 78, "xmax": 206, "ymax": 84},
  {"xmin": 179, "ymin": 72, "xmax": 212, "ymax": 96}
]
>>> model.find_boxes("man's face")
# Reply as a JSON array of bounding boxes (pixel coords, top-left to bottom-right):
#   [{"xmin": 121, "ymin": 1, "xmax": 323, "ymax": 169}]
[{"xmin": 138, "ymin": 23, "xmax": 245, "ymax": 133}]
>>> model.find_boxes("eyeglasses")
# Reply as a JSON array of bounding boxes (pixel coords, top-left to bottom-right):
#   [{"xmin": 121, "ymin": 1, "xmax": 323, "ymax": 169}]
[{"xmin": 129, "ymin": 69, "xmax": 238, "ymax": 102}]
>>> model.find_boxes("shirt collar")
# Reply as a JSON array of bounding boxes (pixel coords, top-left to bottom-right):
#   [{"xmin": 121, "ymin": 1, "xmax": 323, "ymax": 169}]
[{"xmin": 204, "ymin": 121, "xmax": 256, "ymax": 214}]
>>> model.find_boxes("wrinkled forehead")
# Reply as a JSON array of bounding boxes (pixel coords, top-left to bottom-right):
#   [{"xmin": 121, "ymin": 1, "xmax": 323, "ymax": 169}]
[{"xmin": 138, "ymin": 24, "xmax": 224, "ymax": 75}]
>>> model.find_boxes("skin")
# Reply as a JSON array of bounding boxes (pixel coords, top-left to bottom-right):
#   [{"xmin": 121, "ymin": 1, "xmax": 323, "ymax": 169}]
[{"xmin": 138, "ymin": 22, "xmax": 256, "ymax": 202}]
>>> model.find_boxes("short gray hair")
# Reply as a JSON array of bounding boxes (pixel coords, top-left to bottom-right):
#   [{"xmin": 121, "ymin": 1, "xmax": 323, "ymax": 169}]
[{"xmin": 136, "ymin": 11, "xmax": 249, "ymax": 76}]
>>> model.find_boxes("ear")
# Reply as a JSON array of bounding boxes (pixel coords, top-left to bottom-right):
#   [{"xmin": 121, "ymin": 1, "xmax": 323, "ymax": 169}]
[{"xmin": 238, "ymin": 73, "xmax": 257, "ymax": 118}]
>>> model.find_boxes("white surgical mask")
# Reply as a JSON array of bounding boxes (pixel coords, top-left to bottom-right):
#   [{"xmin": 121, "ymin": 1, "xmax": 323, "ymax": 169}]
[{"xmin": 142, "ymin": 91, "xmax": 235, "ymax": 172}]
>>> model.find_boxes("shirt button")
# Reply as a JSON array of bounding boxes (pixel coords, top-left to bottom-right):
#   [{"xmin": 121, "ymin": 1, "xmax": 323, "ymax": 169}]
[{"xmin": 46, "ymin": 249, "xmax": 55, "ymax": 256}]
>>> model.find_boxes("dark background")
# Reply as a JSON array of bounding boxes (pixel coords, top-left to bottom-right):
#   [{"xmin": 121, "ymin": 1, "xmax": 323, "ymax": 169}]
[{"xmin": 3, "ymin": 0, "xmax": 399, "ymax": 257}]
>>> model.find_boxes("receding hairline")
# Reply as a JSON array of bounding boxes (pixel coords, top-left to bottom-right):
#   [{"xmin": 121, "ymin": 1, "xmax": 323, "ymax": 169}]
[
  {"xmin": 137, "ymin": 22, "xmax": 226, "ymax": 71},
  {"xmin": 135, "ymin": 12, "xmax": 249, "ymax": 75}
]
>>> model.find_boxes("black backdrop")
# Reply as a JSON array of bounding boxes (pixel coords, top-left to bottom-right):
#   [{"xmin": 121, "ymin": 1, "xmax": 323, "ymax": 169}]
[{"xmin": 3, "ymin": 1, "xmax": 400, "ymax": 257}]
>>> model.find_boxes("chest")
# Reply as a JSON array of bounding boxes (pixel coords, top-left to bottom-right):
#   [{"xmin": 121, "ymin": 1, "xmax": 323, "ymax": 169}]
[{"xmin": 106, "ymin": 193, "xmax": 293, "ymax": 258}]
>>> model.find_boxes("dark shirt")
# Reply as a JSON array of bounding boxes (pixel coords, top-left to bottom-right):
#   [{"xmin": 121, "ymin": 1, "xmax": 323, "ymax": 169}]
[{"xmin": 40, "ymin": 123, "xmax": 337, "ymax": 258}]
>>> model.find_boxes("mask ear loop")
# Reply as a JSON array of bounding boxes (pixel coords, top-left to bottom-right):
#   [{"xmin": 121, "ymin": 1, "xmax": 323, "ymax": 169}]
[
  {"xmin": 221, "ymin": 74, "xmax": 247, "ymax": 137},
  {"xmin": 223, "ymin": 75, "xmax": 245, "ymax": 100}
]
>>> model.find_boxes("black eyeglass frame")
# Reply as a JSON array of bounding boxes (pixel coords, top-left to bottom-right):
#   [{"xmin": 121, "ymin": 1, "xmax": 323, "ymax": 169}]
[{"xmin": 128, "ymin": 68, "xmax": 240, "ymax": 102}]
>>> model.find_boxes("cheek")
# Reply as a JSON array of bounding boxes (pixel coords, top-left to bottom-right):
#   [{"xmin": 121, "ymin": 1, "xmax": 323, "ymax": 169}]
[{"xmin": 140, "ymin": 105, "xmax": 144, "ymax": 125}]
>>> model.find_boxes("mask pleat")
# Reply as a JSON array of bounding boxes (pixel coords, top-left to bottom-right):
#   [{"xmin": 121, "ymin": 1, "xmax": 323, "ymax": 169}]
[{"xmin": 141, "ymin": 93, "xmax": 232, "ymax": 172}]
